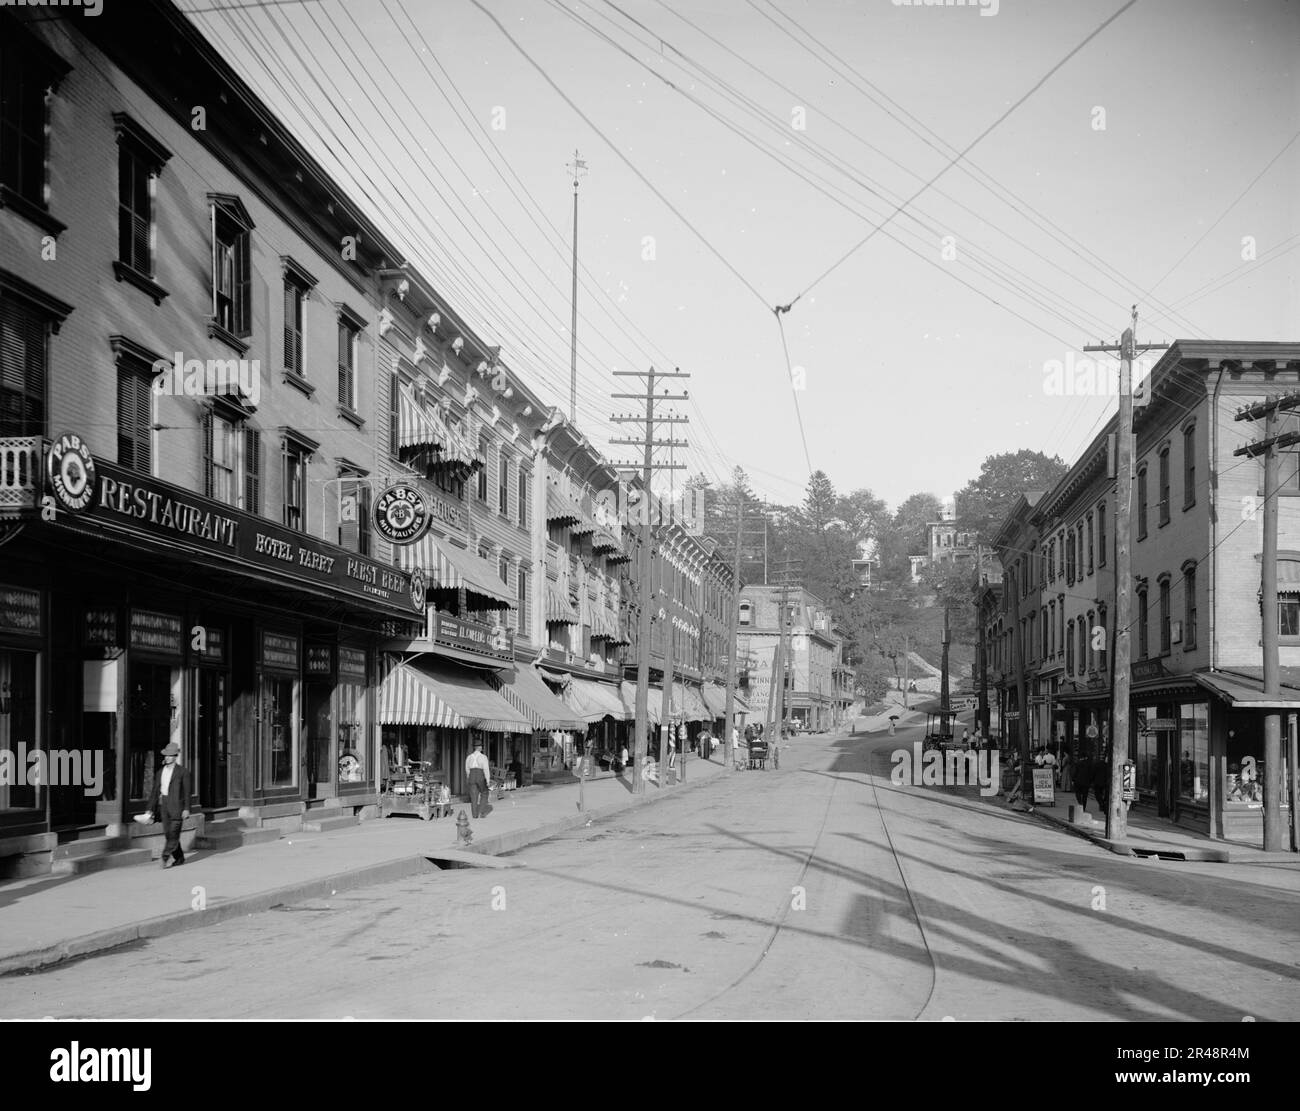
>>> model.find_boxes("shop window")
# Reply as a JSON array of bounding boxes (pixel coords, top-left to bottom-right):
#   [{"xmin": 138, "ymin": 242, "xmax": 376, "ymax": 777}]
[
  {"xmin": 261, "ymin": 674, "xmax": 298, "ymax": 789},
  {"xmin": 0, "ymin": 20, "xmax": 68, "ymax": 226},
  {"xmin": 0, "ymin": 648, "xmax": 38, "ymax": 811},
  {"xmin": 1137, "ymin": 465, "xmax": 1148, "ymax": 539},
  {"xmin": 209, "ymin": 195, "xmax": 252, "ymax": 342},
  {"xmin": 1133, "ymin": 717, "xmax": 1157, "ymax": 792},
  {"xmin": 114, "ymin": 114, "xmax": 170, "ymax": 295},
  {"xmin": 1280, "ymin": 598, "xmax": 1300, "ymax": 638},
  {"xmin": 1182, "ymin": 562, "xmax": 1196, "ymax": 648},
  {"xmin": 337, "ymin": 679, "xmax": 367, "ymax": 784},
  {"xmin": 1178, "ymin": 702, "xmax": 1209, "ymax": 804}
]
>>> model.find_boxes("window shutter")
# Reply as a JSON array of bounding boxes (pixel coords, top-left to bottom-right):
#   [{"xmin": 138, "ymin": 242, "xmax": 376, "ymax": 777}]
[
  {"xmin": 201, "ymin": 409, "xmax": 214, "ymax": 498},
  {"xmin": 117, "ymin": 363, "xmax": 151, "ymax": 473},
  {"xmin": 235, "ymin": 232, "xmax": 251, "ymax": 335},
  {"xmin": 117, "ymin": 368, "xmax": 134, "ymax": 471},
  {"xmin": 244, "ymin": 427, "xmax": 261, "ymax": 514},
  {"xmin": 337, "ymin": 322, "xmax": 349, "ymax": 405},
  {"xmin": 283, "ymin": 282, "xmax": 297, "ymax": 372},
  {"xmin": 209, "ymin": 203, "xmax": 218, "ymax": 320}
]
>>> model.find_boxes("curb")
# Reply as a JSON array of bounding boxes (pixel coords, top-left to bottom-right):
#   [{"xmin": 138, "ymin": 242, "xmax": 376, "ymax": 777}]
[
  {"xmin": 0, "ymin": 760, "xmax": 727, "ymax": 976},
  {"xmin": 1024, "ymin": 805, "xmax": 1233, "ymax": 862}
]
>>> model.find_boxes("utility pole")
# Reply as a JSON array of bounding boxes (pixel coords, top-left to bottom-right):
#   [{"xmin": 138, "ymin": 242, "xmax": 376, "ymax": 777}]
[
  {"xmin": 566, "ymin": 150, "xmax": 587, "ymax": 423},
  {"xmin": 902, "ymin": 633, "xmax": 911, "ymax": 710},
  {"xmin": 773, "ymin": 561, "xmax": 801, "ymax": 740},
  {"xmin": 1008, "ymin": 564, "xmax": 1029, "ymax": 775},
  {"xmin": 1234, "ymin": 390, "xmax": 1300, "ymax": 852},
  {"xmin": 940, "ymin": 603, "xmax": 951, "ymax": 718},
  {"xmin": 723, "ymin": 468, "xmax": 745, "ymax": 773},
  {"xmin": 1085, "ymin": 310, "xmax": 1168, "ymax": 842},
  {"xmin": 610, "ymin": 367, "xmax": 689, "ymax": 795}
]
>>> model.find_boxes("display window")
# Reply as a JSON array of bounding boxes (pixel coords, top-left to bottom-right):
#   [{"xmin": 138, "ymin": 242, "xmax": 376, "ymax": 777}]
[
  {"xmin": 1177, "ymin": 701, "xmax": 1209, "ymax": 804},
  {"xmin": 0, "ymin": 649, "xmax": 39, "ymax": 812}
]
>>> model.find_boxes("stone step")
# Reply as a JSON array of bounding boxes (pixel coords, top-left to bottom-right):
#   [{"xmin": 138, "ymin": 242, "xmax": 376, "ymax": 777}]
[
  {"xmin": 52, "ymin": 835, "xmax": 130, "ymax": 861},
  {"xmin": 301, "ymin": 814, "xmax": 357, "ymax": 833},
  {"xmin": 51, "ymin": 848, "xmax": 153, "ymax": 876},
  {"xmin": 195, "ymin": 824, "xmax": 281, "ymax": 850}
]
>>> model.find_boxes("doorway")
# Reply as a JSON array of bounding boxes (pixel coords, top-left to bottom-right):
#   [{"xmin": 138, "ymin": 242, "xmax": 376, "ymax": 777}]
[{"xmin": 197, "ymin": 668, "xmax": 228, "ymax": 809}]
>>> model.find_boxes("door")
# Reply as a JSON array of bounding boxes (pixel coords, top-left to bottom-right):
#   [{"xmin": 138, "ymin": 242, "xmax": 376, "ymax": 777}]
[
  {"xmin": 305, "ymin": 681, "xmax": 333, "ymax": 799},
  {"xmin": 197, "ymin": 668, "xmax": 228, "ymax": 809},
  {"xmin": 127, "ymin": 661, "xmax": 173, "ymax": 809}
]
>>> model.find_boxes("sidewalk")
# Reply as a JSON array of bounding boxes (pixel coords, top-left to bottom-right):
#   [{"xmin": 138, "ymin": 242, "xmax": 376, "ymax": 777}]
[
  {"xmin": 995, "ymin": 774, "xmax": 1300, "ymax": 866},
  {"xmin": 0, "ymin": 753, "xmax": 727, "ymax": 975}
]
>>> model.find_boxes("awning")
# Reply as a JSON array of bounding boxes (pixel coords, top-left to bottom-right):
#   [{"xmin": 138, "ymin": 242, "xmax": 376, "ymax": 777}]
[
  {"xmin": 546, "ymin": 582, "xmax": 579, "ymax": 624},
  {"xmin": 569, "ymin": 514, "xmax": 596, "ymax": 537},
  {"xmin": 733, "ymin": 694, "xmax": 751, "ymax": 714},
  {"xmin": 676, "ymin": 681, "xmax": 710, "ymax": 722},
  {"xmin": 546, "ymin": 486, "xmax": 582, "ymax": 525},
  {"xmin": 1195, "ymin": 669, "xmax": 1300, "ymax": 710},
  {"xmin": 494, "ymin": 666, "xmax": 585, "ymax": 729},
  {"xmin": 589, "ymin": 609, "xmax": 620, "ymax": 640},
  {"xmin": 621, "ymin": 680, "xmax": 664, "ymax": 725},
  {"xmin": 701, "ymin": 683, "xmax": 727, "ymax": 716},
  {"xmin": 552, "ymin": 674, "xmax": 630, "ymax": 723},
  {"xmin": 591, "ymin": 529, "xmax": 622, "ymax": 554},
  {"xmin": 394, "ymin": 384, "xmax": 480, "ymax": 469},
  {"xmin": 399, "ymin": 535, "xmax": 514, "ymax": 609},
  {"xmin": 378, "ymin": 658, "xmax": 532, "ymax": 732}
]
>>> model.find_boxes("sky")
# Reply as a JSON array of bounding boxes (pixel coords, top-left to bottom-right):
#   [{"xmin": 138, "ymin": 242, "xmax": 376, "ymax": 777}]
[{"xmin": 186, "ymin": 0, "xmax": 1300, "ymax": 513}]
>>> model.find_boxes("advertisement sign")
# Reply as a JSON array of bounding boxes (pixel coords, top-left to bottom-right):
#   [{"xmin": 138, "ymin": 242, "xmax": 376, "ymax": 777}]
[
  {"xmin": 431, "ymin": 613, "xmax": 514, "ymax": 661},
  {"xmin": 45, "ymin": 442, "xmax": 421, "ymax": 617},
  {"xmin": 373, "ymin": 484, "xmax": 433, "ymax": 546},
  {"xmin": 1031, "ymin": 768, "xmax": 1055, "ymax": 804}
]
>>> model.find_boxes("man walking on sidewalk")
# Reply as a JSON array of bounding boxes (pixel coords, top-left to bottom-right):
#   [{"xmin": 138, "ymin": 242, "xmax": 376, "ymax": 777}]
[
  {"xmin": 145, "ymin": 743, "xmax": 190, "ymax": 869},
  {"xmin": 466, "ymin": 740, "xmax": 491, "ymax": 818}
]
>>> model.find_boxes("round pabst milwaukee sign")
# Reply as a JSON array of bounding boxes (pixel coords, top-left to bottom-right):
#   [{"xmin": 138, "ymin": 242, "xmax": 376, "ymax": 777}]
[
  {"xmin": 373, "ymin": 484, "xmax": 431, "ymax": 545},
  {"xmin": 409, "ymin": 567, "xmax": 427, "ymax": 613},
  {"xmin": 47, "ymin": 432, "xmax": 98, "ymax": 513}
]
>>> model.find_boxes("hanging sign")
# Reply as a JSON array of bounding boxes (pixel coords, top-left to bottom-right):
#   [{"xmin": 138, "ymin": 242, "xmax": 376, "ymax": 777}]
[{"xmin": 373, "ymin": 484, "xmax": 432, "ymax": 545}]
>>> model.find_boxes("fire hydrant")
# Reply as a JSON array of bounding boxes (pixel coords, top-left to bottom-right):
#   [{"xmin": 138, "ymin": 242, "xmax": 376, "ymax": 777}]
[{"xmin": 455, "ymin": 809, "xmax": 472, "ymax": 846}]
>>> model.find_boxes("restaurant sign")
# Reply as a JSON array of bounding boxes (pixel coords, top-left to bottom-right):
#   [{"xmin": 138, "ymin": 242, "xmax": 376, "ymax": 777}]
[
  {"xmin": 45, "ymin": 442, "xmax": 421, "ymax": 617},
  {"xmin": 0, "ymin": 586, "xmax": 42, "ymax": 636},
  {"xmin": 1131, "ymin": 659, "xmax": 1168, "ymax": 683}
]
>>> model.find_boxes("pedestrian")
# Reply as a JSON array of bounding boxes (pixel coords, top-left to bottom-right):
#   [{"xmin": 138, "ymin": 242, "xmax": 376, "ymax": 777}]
[
  {"xmin": 619, "ymin": 743, "xmax": 630, "ymax": 776},
  {"xmin": 698, "ymin": 728, "xmax": 712, "ymax": 760},
  {"xmin": 144, "ymin": 742, "xmax": 190, "ymax": 869},
  {"xmin": 465, "ymin": 740, "xmax": 491, "ymax": 818},
  {"xmin": 888, "ymin": 716, "xmax": 896, "ymax": 736},
  {"xmin": 1091, "ymin": 754, "xmax": 1110, "ymax": 812},
  {"xmin": 1059, "ymin": 749, "xmax": 1073, "ymax": 793},
  {"xmin": 1073, "ymin": 750, "xmax": 1092, "ymax": 810}
]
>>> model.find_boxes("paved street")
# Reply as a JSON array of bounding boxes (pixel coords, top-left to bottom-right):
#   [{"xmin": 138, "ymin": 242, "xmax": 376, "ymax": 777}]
[{"xmin": 5, "ymin": 723, "xmax": 1297, "ymax": 1022}]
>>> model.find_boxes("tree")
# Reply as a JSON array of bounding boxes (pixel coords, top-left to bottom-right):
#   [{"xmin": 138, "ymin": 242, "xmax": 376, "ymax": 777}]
[{"xmin": 958, "ymin": 450, "xmax": 1067, "ymax": 545}]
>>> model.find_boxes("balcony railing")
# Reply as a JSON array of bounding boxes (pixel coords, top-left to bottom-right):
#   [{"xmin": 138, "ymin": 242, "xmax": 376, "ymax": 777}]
[{"xmin": 0, "ymin": 437, "xmax": 41, "ymax": 516}]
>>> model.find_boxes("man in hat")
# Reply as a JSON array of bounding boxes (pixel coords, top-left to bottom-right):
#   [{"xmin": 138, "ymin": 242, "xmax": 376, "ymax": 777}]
[
  {"xmin": 145, "ymin": 743, "xmax": 190, "ymax": 868},
  {"xmin": 465, "ymin": 739, "xmax": 491, "ymax": 818}
]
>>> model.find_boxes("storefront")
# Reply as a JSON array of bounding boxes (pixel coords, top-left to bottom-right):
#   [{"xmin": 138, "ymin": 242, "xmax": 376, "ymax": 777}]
[
  {"xmin": 1129, "ymin": 662, "xmax": 1211, "ymax": 833},
  {"xmin": 377, "ymin": 656, "xmax": 531, "ymax": 797},
  {"xmin": 493, "ymin": 664, "xmax": 585, "ymax": 783},
  {"xmin": 0, "ymin": 439, "xmax": 423, "ymax": 864}
]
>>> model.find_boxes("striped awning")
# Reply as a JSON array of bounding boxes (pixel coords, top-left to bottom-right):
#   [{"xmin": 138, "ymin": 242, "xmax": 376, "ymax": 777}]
[
  {"xmin": 569, "ymin": 514, "xmax": 597, "ymax": 536},
  {"xmin": 546, "ymin": 486, "xmax": 582, "ymax": 525},
  {"xmin": 493, "ymin": 666, "xmax": 585, "ymax": 729},
  {"xmin": 589, "ymin": 610, "xmax": 619, "ymax": 640},
  {"xmin": 377, "ymin": 658, "xmax": 531, "ymax": 733},
  {"xmin": 395, "ymin": 384, "xmax": 479, "ymax": 468},
  {"xmin": 546, "ymin": 582, "xmax": 579, "ymax": 624},
  {"xmin": 591, "ymin": 529, "xmax": 622, "ymax": 553},
  {"xmin": 398, "ymin": 535, "xmax": 514, "ymax": 608},
  {"xmin": 550, "ymin": 674, "xmax": 630, "ymax": 723}
]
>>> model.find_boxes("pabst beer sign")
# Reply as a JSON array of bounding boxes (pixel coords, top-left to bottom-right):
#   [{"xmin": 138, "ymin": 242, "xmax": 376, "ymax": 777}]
[{"xmin": 373, "ymin": 484, "xmax": 431, "ymax": 545}]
